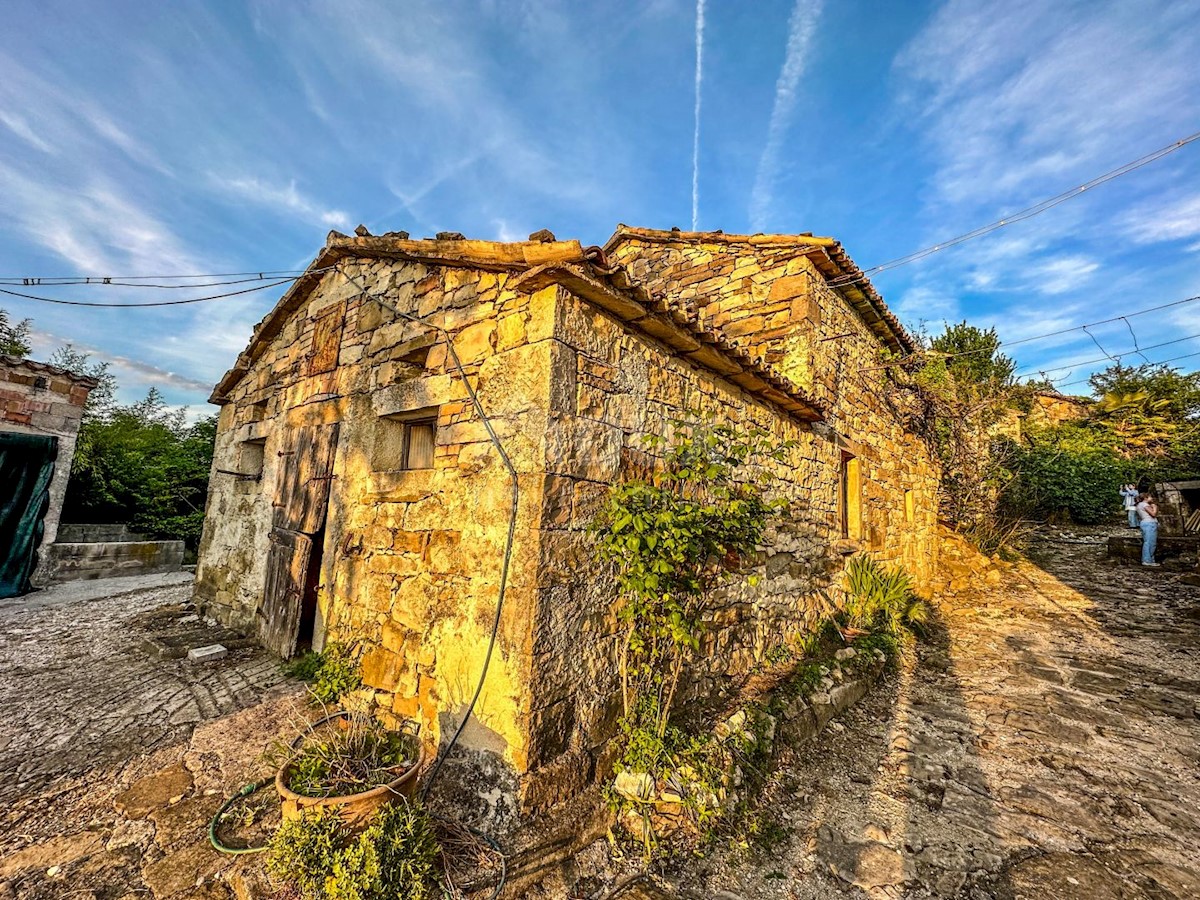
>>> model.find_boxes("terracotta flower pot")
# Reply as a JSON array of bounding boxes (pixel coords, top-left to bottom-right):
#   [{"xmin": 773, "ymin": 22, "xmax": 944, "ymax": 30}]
[{"xmin": 276, "ymin": 743, "xmax": 425, "ymax": 828}]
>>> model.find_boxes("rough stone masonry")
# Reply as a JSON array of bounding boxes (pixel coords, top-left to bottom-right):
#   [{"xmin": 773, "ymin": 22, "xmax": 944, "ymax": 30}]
[{"xmin": 193, "ymin": 225, "xmax": 941, "ymax": 826}]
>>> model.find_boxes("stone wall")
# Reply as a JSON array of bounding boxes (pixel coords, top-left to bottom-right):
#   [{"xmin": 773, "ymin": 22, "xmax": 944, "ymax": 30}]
[
  {"xmin": 38, "ymin": 539, "xmax": 185, "ymax": 583},
  {"xmin": 520, "ymin": 239, "xmax": 939, "ymax": 806},
  {"xmin": 0, "ymin": 356, "xmax": 93, "ymax": 552},
  {"xmin": 196, "ymin": 231, "xmax": 940, "ymax": 825},
  {"xmin": 195, "ymin": 257, "xmax": 563, "ymax": 809}
]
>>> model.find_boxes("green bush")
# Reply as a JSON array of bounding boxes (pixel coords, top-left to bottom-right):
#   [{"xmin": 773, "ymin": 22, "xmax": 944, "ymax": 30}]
[
  {"xmin": 267, "ymin": 807, "xmax": 349, "ymax": 899},
  {"xmin": 267, "ymin": 802, "xmax": 441, "ymax": 900},
  {"xmin": 285, "ymin": 642, "xmax": 362, "ymax": 705},
  {"xmin": 1001, "ymin": 426, "xmax": 1129, "ymax": 524}
]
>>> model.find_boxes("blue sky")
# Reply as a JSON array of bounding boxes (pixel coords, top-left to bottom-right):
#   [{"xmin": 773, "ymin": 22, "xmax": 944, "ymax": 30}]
[{"xmin": 1, "ymin": 0, "xmax": 1199, "ymax": 414}]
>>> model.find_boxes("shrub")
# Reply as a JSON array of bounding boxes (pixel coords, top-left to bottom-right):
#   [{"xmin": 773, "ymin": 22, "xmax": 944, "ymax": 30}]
[
  {"xmin": 266, "ymin": 802, "xmax": 441, "ymax": 900},
  {"xmin": 285, "ymin": 642, "xmax": 362, "ymax": 705},
  {"xmin": 267, "ymin": 807, "xmax": 348, "ymax": 899}
]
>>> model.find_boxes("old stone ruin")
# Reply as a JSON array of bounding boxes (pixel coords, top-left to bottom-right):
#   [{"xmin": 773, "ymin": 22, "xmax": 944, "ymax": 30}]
[{"xmin": 193, "ymin": 224, "xmax": 941, "ymax": 835}]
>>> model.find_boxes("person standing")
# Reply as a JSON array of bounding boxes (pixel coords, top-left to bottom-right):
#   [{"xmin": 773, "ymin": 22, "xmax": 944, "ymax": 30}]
[
  {"xmin": 1136, "ymin": 493, "xmax": 1159, "ymax": 567},
  {"xmin": 1120, "ymin": 484, "xmax": 1140, "ymax": 528}
]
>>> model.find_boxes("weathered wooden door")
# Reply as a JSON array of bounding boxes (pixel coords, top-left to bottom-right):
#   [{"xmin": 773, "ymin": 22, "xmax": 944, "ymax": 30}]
[{"xmin": 258, "ymin": 423, "xmax": 339, "ymax": 658}]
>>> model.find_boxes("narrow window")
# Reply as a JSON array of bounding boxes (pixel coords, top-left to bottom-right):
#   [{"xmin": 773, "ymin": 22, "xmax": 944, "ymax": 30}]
[
  {"xmin": 904, "ymin": 489, "xmax": 914, "ymax": 524},
  {"xmin": 840, "ymin": 452, "xmax": 862, "ymax": 539},
  {"xmin": 374, "ymin": 410, "xmax": 438, "ymax": 472}
]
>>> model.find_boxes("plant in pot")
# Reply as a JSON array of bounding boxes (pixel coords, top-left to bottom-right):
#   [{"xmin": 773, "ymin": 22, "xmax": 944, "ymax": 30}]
[{"xmin": 276, "ymin": 713, "xmax": 426, "ymax": 828}]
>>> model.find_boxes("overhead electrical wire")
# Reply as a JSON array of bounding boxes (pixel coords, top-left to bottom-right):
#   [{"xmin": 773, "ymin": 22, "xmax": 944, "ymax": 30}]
[
  {"xmin": 0, "ymin": 275, "xmax": 321, "ymax": 308},
  {"xmin": 829, "ymin": 129, "xmax": 1200, "ymax": 287},
  {"xmin": 1016, "ymin": 331, "xmax": 1200, "ymax": 377},
  {"xmin": 865, "ymin": 292, "xmax": 1200, "ymax": 371},
  {"xmin": 1053, "ymin": 348, "xmax": 1200, "ymax": 389}
]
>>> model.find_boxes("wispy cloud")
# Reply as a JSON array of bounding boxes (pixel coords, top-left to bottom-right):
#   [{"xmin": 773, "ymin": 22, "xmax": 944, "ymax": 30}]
[
  {"xmin": 691, "ymin": 0, "xmax": 706, "ymax": 231},
  {"xmin": 749, "ymin": 0, "xmax": 824, "ymax": 230},
  {"xmin": 1122, "ymin": 192, "xmax": 1200, "ymax": 246},
  {"xmin": 216, "ymin": 176, "xmax": 351, "ymax": 229}
]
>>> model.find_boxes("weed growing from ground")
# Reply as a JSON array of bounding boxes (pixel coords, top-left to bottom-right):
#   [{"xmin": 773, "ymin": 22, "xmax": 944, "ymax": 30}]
[{"xmin": 284, "ymin": 642, "xmax": 363, "ymax": 705}]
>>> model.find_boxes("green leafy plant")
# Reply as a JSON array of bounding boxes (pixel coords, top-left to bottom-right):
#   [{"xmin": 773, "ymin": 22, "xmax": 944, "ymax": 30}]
[
  {"xmin": 287, "ymin": 716, "xmax": 420, "ymax": 797},
  {"xmin": 267, "ymin": 807, "xmax": 349, "ymax": 899},
  {"xmin": 286, "ymin": 642, "xmax": 363, "ymax": 705},
  {"xmin": 841, "ymin": 554, "xmax": 928, "ymax": 637},
  {"xmin": 266, "ymin": 801, "xmax": 441, "ymax": 900},
  {"xmin": 326, "ymin": 801, "xmax": 442, "ymax": 900},
  {"xmin": 594, "ymin": 418, "xmax": 791, "ymax": 854}
]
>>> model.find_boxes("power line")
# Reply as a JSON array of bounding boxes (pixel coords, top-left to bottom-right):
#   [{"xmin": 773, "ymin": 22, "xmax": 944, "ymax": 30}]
[
  {"xmin": 867, "ymin": 292, "xmax": 1200, "ymax": 371},
  {"xmin": 0, "ymin": 268, "xmax": 312, "ymax": 281},
  {"xmin": 0, "ymin": 273, "xmax": 311, "ymax": 290},
  {"xmin": 1054, "ymin": 349, "xmax": 1200, "ymax": 389},
  {"xmin": 0, "ymin": 277, "xmax": 299, "ymax": 308},
  {"xmin": 1017, "ymin": 330, "xmax": 1200, "ymax": 376},
  {"xmin": 830, "ymin": 129, "xmax": 1200, "ymax": 287}
]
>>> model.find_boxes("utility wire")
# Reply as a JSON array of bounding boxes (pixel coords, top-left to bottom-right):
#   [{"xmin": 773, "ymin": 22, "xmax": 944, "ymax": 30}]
[
  {"xmin": 0, "ymin": 273, "xmax": 317, "ymax": 290},
  {"xmin": 1016, "ymin": 331, "xmax": 1200, "ymax": 377},
  {"xmin": 829, "ymin": 129, "xmax": 1200, "ymax": 287},
  {"xmin": 0, "ymin": 268, "xmax": 312, "ymax": 281},
  {"xmin": 1054, "ymin": 348, "xmax": 1200, "ymax": 388},
  {"xmin": 867, "ymin": 292, "xmax": 1200, "ymax": 372},
  {"xmin": 0, "ymin": 276, "xmax": 304, "ymax": 308}
]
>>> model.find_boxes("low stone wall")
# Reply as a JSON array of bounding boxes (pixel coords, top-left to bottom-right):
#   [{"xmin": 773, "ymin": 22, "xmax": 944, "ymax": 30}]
[
  {"xmin": 36, "ymin": 540, "xmax": 185, "ymax": 584},
  {"xmin": 55, "ymin": 523, "xmax": 145, "ymax": 543}
]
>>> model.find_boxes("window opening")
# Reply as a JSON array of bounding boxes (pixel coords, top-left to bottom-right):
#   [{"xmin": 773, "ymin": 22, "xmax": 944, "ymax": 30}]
[
  {"xmin": 373, "ymin": 410, "xmax": 438, "ymax": 472},
  {"xmin": 840, "ymin": 452, "xmax": 862, "ymax": 539}
]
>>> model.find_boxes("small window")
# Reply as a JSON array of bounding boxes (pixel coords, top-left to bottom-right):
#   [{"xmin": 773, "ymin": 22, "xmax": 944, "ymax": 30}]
[
  {"xmin": 374, "ymin": 412, "xmax": 438, "ymax": 471},
  {"xmin": 904, "ymin": 490, "xmax": 914, "ymax": 524},
  {"xmin": 239, "ymin": 438, "xmax": 266, "ymax": 479},
  {"xmin": 840, "ymin": 452, "xmax": 862, "ymax": 539},
  {"xmin": 248, "ymin": 400, "xmax": 269, "ymax": 423}
]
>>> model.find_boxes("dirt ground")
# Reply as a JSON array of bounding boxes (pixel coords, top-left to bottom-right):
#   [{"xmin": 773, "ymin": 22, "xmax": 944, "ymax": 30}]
[{"xmin": 2, "ymin": 531, "xmax": 1199, "ymax": 899}]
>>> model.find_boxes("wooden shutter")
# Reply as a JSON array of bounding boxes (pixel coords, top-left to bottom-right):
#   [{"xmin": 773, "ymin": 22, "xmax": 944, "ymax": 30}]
[
  {"xmin": 307, "ymin": 303, "xmax": 345, "ymax": 375},
  {"xmin": 272, "ymin": 423, "xmax": 340, "ymax": 533}
]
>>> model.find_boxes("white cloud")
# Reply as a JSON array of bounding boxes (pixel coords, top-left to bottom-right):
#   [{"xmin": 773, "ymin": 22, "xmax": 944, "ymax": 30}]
[
  {"xmin": 0, "ymin": 109, "xmax": 55, "ymax": 155},
  {"xmin": 216, "ymin": 176, "xmax": 351, "ymax": 229},
  {"xmin": 749, "ymin": 0, "xmax": 825, "ymax": 230},
  {"xmin": 892, "ymin": 286, "xmax": 960, "ymax": 327},
  {"xmin": 1122, "ymin": 192, "xmax": 1200, "ymax": 245},
  {"xmin": 895, "ymin": 0, "xmax": 1200, "ymax": 210}
]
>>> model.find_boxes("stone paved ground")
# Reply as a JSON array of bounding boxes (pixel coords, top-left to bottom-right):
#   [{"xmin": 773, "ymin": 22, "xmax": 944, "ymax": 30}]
[
  {"xmin": 0, "ymin": 575, "xmax": 300, "ymax": 899},
  {"xmin": 643, "ymin": 529, "xmax": 1200, "ymax": 899},
  {"xmin": 4, "ymin": 534, "xmax": 1200, "ymax": 899}
]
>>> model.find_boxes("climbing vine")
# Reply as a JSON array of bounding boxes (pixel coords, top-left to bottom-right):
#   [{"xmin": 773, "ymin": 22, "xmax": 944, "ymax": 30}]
[{"xmin": 593, "ymin": 418, "xmax": 791, "ymax": 849}]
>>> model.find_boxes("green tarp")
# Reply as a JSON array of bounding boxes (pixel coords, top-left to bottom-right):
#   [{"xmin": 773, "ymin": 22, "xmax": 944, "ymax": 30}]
[{"xmin": 0, "ymin": 432, "xmax": 58, "ymax": 599}]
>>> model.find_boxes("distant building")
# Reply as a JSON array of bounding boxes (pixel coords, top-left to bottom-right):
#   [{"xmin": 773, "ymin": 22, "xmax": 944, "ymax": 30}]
[
  {"xmin": 196, "ymin": 226, "xmax": 941, "ymax": 823},
  {"xmin": 0, "ymin": 355, "xmax": 95, "ymax": 597}
]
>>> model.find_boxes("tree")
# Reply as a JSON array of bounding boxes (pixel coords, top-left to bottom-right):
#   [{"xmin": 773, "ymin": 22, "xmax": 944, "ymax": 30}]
[
  {"xmin": 47, "ymin": 344, "xmax": 117, "ymax": 419},
  {"xmin": 929, "ymin": 321, "xmax": 1016, "ymax": 388},
  {"xmin": 62, "ymin": 387, "xmax": 217, "ymax": 550},
  {"xmin": 0, "ymin": 307, "xmax": 32, "ymax": 357}
]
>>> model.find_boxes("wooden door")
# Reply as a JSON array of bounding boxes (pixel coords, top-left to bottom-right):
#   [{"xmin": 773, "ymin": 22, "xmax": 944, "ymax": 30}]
[
  {"xmin": 259, "ymin": 423, "xmax": 339, "ymax": 657},
  {"xmin": 259, "ymin": 529, "xmax": 312, "ymax": 658}
]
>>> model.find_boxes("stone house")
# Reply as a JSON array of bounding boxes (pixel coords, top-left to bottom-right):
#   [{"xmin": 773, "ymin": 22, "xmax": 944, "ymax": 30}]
[
  {"xmin": 0, "ymin": 354, "xmax": 95, "ymax": 596},
  {"xmin": 195, "ymin": 225, "xmax": 940, "ymax": 817}
]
